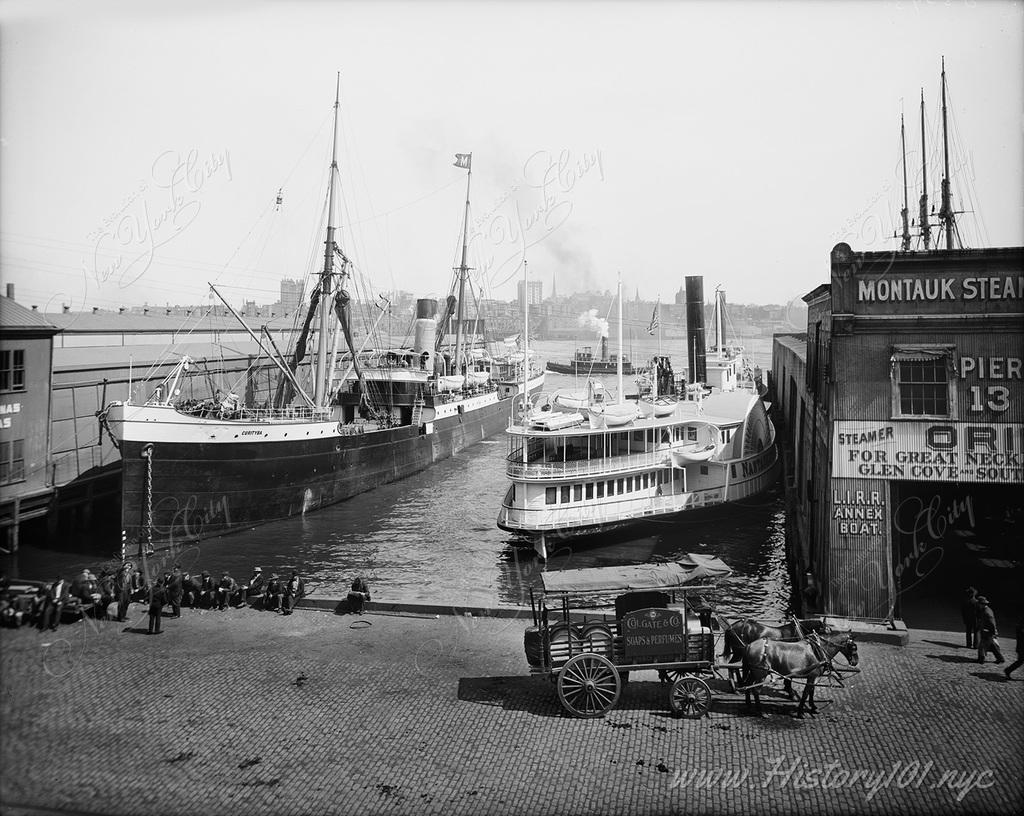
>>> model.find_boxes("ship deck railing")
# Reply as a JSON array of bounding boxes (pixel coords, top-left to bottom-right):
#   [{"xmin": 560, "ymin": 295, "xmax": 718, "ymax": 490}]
[
  {"xmin": 176, "ymin": 403, "xmax": 333, "ymax": 422},
  {"xmin": 506, "ymin": 449, "xmax": 676, "ymax": 479}
]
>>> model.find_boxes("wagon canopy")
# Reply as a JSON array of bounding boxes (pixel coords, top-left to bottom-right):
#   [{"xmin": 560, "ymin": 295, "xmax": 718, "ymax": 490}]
[{"xmin": 540, "ymin": 554, "xmax": 732, "ymax": 596}]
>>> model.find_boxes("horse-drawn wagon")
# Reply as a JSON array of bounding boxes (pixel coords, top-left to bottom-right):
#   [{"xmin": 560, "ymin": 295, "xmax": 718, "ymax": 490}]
[{"xmin": 523, "ymin": 555, "xmax": 733, "ymax": 718}]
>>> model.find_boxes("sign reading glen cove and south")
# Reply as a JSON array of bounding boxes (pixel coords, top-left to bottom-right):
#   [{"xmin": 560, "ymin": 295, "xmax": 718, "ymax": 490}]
[{"xmin": 833, "ymin": 421, "xmax": 1023, "ymax": 483}]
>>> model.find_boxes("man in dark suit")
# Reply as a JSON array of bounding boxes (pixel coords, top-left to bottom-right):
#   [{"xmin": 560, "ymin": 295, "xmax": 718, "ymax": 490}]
[
  {"xmin": 40, "ymin": 576, "xmax": 70, "ymax": 631},
  {"xmin": 198, "ymin": 572, "xmax": 217, "ymax": 609},
  {"xmin": 264, "ymin": 575, "xmax": 282, "ymax": 612},
  {"xmin": 148, "ymin": 580, "xmax": 167, "ymax": 634},
  {"xmin": 282, "ymin": 571, "xmax": 305, "ymax": 616},
  {"xmin": 167, "ymin": 566, "xmax": 184, "ymax": 618},
  {"xmin": 215, "ymin": 572, "xmax": 237, "ymax": 611}
]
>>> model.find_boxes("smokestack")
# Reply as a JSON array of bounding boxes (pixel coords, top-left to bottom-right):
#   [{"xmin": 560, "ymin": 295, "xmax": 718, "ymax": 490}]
[
  {"xmin": 685, "ymin": 276, "xmax": 707, "ymax": 385},
  {"xmin": 601, "ymin": 335, "xmax": 608, "ymax": 362},
  {"xmin": 5, "ymin": 283, "xmax": 13, "ymax": 299},
  {"xmin": 413, "ymin": 298, "xmax": 437, "ymax": 372}
]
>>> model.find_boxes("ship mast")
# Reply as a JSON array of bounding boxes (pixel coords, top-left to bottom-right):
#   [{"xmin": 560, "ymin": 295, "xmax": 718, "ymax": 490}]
[
  {"xmin": 617, "ymin": 273, "xmax": 623, "ymax": 402},
  {"xmin": 453, "ymin": 154, "xmax": 472, "ymax": 376},
  {"xmin": 316, "ymin": 73, "xmax": 342, "ymax": 407},
  {"xmin": 918, "ymin": 89, "xmax": 931, "ymax": 251},
  {"xmin": 522, "ymin": 258, "xmax": 529, "ymax": 410},
  {"xmin": 900, "ymin": 112, "xmax": 911, "ymax": 252},
  {"xmin": 938, "ymin": 56, "xmax": 958, "ymax": 250}
]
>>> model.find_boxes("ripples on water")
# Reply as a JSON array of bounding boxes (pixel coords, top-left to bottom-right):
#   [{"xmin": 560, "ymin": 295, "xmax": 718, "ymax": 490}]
[{"xmin": 13, "ymin": 348, "xmax": 793, "ymax": 621}]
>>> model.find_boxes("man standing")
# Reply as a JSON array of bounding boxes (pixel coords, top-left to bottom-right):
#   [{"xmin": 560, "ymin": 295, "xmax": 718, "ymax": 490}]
[
  {"xmin": 115, "ymin": 562, "xmax": 134, "ymax": 622},
  {"xmin": 975, "ymin": 596, "xmax": 1005, "ymax": 664},
  {"xmin": 40, "ymin": 575, "xmax": 70, "ymax": 631},
  {"xmin": 282, "ymin": 571, "xmax": 305, "ymax": 616},
  {"xmin": 167, "ymin": 565, "xmax": 183, "ymax": 618},
  {"xmin": 961, "ymin": 587, "xmax": 978, "ymax": 648},
  {"xmin": 147, "ymin": 579, "xmax": 167, "ymax": 635}
]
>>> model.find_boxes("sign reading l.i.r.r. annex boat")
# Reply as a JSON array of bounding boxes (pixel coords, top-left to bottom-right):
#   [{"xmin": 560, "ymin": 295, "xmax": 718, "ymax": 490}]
[{"xmin": 622, "ymin": 608, "xmax": 686, "ymax": 658}]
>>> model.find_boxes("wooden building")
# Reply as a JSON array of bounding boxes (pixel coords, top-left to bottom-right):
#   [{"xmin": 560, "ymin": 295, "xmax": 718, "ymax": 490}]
[{"xmin": 774, "ymin": 243, "xmax": 1023, "ymax": 628}]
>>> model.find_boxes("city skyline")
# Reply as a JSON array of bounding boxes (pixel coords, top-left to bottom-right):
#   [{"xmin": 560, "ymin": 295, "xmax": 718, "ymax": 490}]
[{"xmin": 2, "ymin": 1, "xmax": 1021, "ymax": 315}]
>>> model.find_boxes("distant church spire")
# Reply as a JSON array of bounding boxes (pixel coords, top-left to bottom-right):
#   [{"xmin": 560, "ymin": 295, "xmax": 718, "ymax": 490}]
[{"xmin": 551, "ymin": 273, "xmax": 557, "ymax": 301}]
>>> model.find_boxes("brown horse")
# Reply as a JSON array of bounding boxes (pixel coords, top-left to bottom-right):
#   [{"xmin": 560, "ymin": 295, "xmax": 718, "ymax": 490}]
[
  {"xmin": 740, "ymin": 631, "xmax": 858, "ymax": 718},
  {"xmin": 723, "ymin": 617, "xmax": 831, "ymax": 698}
]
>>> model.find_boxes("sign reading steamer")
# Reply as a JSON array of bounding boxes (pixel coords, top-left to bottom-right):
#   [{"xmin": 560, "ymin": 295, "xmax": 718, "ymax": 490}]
[{"xmin": 833, "ymin": 421, "xmax": 1023, "ymax": 483}]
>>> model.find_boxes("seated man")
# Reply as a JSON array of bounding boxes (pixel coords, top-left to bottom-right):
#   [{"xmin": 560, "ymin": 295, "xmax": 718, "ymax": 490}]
[
  {"xmin": 347, "ymin": 576, "xmax": 371, "ymax": 614},
  {"xmin": 234, "ymin": 566, "xmax": 265, "ymax": 608},
  {"xmin": 40, "ymin": 575, "xmax": 70, "ymax": 631},
  {"xmin": 282, "ymin": 572, "xmax": 305, "ymax": 616},
  {"xmin": 198, "ymin": 571, "xmax": 217, "ymax": 609},
  {"xmin": 215, "ymin": 572, "xmax": 237, "ymax": 611},
  {"xmin": 264, "ymin": 575, "xmax": 283, "ymax": 612}
]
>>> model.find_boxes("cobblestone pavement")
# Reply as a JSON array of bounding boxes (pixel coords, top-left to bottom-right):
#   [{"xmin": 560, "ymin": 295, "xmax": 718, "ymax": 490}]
[{"xmin": 1, "ymin": 604, "xmax": 1021, "ymax": 816}]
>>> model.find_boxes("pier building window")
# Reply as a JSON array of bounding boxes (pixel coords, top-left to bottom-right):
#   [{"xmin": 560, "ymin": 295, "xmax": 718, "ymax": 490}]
[
  {"xmin": 0, "ymin": 438, "xmax": 24, "ymax": 484},
  {"xmin": 0, "ymin": 349, "xmax": 25, "ymax": 393},
  {"xmin": 642, "ymin": 474, "xmax": 649, "ymax": 489},
  {"xmin": 891, "ymin": 346, "xmax": 956, "ymax": 419},
  {"xmin": 626, "ymin": 476, "xmax": 634, "ymax": 491},
  {"xmin": 561, "ymin": 486, "xmax": 570, "ymax": 503},
  {"xmin": 597, "ymin": 482, "xmax": 605, "ymax": 498},
  {"xmin": 585, "ymin": 483, "xmax": 594, "ymax": 499},
  {"xmin": 546, "ymin": 487, "xmax": 557, "ymax": 505},
  {"xmin": 617, "ymin": 478, "xmax": 624, "ymax": 493},
  {"xmin": 607, "ymin": 480, "xmax": 615, "ymax": 496}
]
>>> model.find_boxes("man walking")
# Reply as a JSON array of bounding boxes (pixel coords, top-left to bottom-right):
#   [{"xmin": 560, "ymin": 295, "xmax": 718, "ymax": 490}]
[
  {"xmin": 975, "ymin": 596, "xmax": 1005, "ymax": 664},
  {"xmin": 1004, "ymin": 617, "xmax": 1024, "ymax": 680}
]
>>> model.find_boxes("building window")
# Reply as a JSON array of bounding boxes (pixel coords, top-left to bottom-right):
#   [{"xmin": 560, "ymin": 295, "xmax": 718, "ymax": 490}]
[
  {"xmin": 616, "ymin": 478, "xmax": 624, "ymax": 494},
  {"xmin": 560, "ymin": 485, "xmax": 570, "ymax": 504},
  {"xmin": 545, "ymin": 487, "xmax": 557, "ymax": 505},
  {"xmin": 573, "ymin": 484, "xmax": 583, "ymax": 502},
  {"xmin": 607, "ymin": 480, "xmax": 615, "ymax": 496},
  {"xmin": 596, "ymin": 482, "xmax": 605, "ymax": 498},
  {"xmin": 0, "ymin": 439, "xmax": 25, "ymax": 483},
  {"xmin": 891, "ymin": 346, "xmax": 955, "ymax": 418},
  {"xmin": 585, "ymin": 483, "xmax": 594, "ymax": 500},
  {"xmin": 0, "ymin": 349, "xmax": 25, "ymax": 393}
]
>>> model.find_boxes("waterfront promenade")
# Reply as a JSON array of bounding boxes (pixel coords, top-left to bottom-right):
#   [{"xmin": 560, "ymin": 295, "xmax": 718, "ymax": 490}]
[{"xmin": 1, "ymin": 604, "xmax": 1021, "ymax": 816}]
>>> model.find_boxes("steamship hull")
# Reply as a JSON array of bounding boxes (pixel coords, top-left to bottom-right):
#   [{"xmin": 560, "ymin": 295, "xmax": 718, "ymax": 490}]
[{"xmin": 113, "ymin": 375, "xmax": 543, "ymax": 551}]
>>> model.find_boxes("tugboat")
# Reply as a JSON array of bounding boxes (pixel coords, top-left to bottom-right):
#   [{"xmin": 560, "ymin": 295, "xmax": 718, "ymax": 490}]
[{"xmin": 546, "ymin": 336, "xmax": 635, "ymax": 376}]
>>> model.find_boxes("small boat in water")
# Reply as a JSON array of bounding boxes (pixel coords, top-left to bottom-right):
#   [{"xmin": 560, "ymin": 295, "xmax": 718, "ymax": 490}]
[{"xmin": 546, "ymin": 336, "xmax": 635, "ymax": 376}]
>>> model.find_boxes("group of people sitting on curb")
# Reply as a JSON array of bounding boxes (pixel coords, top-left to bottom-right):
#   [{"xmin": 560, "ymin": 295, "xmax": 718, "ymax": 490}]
[{"xmin": 0, "ymin": 565, "xmax": 307, "ymax": 633}]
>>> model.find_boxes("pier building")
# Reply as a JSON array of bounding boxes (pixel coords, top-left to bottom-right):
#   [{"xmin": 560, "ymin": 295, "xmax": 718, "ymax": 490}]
[{"xmin": 774, "ymin": 243, "xmax": 1024, "ymax": 628}]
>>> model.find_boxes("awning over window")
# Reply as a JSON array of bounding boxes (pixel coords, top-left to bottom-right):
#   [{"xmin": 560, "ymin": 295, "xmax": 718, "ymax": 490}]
[{"xmin": 890, "ymin": 345, "xmax": 957, "ymax": 374}]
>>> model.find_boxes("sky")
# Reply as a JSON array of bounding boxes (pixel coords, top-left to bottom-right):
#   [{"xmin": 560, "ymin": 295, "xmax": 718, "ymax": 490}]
[{"xmin": 1, "ymin": 0, "xmax": 1021, "ymax": 317}]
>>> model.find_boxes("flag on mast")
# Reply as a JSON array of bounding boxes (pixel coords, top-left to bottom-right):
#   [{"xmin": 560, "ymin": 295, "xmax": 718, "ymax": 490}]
[
  {"xmin": 454, "ymin": 153, "xmax": 472, "ymax": 170},
  {"xmin": 647, "ymin": 298, "xmax": 660, "ymax": 335}
]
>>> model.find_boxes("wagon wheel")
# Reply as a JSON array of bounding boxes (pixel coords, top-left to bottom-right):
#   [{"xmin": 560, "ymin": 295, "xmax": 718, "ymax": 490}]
[
  {"xmin": 557, "ymin": 653, "xmax": 621, "ymax": 718},
  {"xmin": 669, "ymin": 675, "xmax": 712, "ymax": 719}
]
